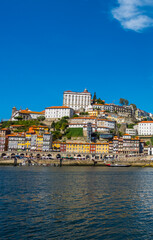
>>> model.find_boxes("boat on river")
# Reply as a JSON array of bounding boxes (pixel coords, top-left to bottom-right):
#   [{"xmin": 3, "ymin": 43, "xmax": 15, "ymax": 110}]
[{"xmin": 105, "ymin": 163, "xmax": 131, "ymax": 167}]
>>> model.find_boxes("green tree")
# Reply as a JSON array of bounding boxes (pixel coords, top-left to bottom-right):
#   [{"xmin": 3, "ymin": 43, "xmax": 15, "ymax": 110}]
[
  {"xmin": 93, "ymin": 92, "xmax": 97, "ymax": 103},
  {"xmin": 51, "ymin": 121, "xmax": 56, "ymax": 131},
  {"xmin": 37, "ymin": 116, "xmax": 45, "ymax": 121},
  {"xmin": 97, "ymin": 98, "xmax": 104, "ymax": 104},
  {"xmin": 119, "ymin": 98, "xmax": 124, "ymax": 106},
  {"xmin": 79, "ymin": 112, "xmax": 89, "ymax": 115},
  {"xmin": 52, "ymin": 131, "xmax": 62, "ymax": 140},
  {"xmin": 61, "ymin": 122, "xmax": 68, "ymax": 131},
  {"xmin": 55, "ymin": 122, "xmax": 61, "ymax": 131},
  {"xmin": 14, "ymin": 116, "xmax": 23, "ymax": 120},
  {"xmin": 130, "ymin": 103, "xmax": 137, "ymax": 111},
  {"xmin": 124, "ymin": 99, "xmax": 129, "ymax": 105},
  {"xmin": 151, "ymin": 137, "xmax": 153, "ymax": 145},
  {"xmin": 72, "ymin": 114, "xmax": 79, "ymax": 118},
  {"xmin": 66, "ymin": 132, "xmax": 71, "ymax": 139},
  {"xmin": 146, "ymin": 141, "xmax": 151, "ymax": 146}
]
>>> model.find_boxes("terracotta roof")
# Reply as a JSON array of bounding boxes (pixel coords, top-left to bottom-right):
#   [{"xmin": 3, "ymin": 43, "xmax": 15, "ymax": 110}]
[
  {"xmin": 97, "ymin": 118, "xmax": 115, "ymax": 122},
  {"xmin": 0, "ymin": 128, "xmax": 9, "ymax": 130},
  {"xmin": 46, "ymin": 106, "xmax": 71, "ymax": 109},
  {"xmin": 26, "ymin": 131, "xmax": 35, "ymax": 134},
  {"xmin": 113, "ymin": 136, "xmax": 118, "ymax": 140},
  {"xmin": 32, "ymin": 125, "xmax": 48, "ymax": 129},
  {"xmin": 20, "ymin": 110, "xmax": 44, "ymax": 114},
  {"xmin": 73, "ymin": 117, "xmax": 96, "ymax": 120},
  {"xmin": 140, "ymin": 121, "xmax": 153, "ymax": 123},
  {"xmin": 7, "ymin": 133, "xmax": 25, "ymax": 137},
  {"xmin": 93, "ymin": 104, "xmax": 103, "ymax": 106},
  {"xmin": 135, "ymin": 136, "xmax": 139, "ymax": 139}
]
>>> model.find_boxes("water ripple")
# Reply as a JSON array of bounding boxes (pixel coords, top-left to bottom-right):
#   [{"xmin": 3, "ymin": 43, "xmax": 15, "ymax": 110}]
[{"xmin": 1, "ymin": 167, "xmax": 153, "ymax": 239}]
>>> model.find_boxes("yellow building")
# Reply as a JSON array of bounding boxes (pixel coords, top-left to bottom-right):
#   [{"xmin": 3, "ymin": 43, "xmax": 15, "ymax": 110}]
[
  {"xmin": 18, "ymin": 142, "xmax": 26, "ymax": 150},
  {"xmin": 52, "ymin": 141, "xmax": 61, "ymax": 150},
  {"xmin": 36, "ymin": 135, "xmax": 43, "ymax": 151},
  {"xmin": 88, "ymin": 110, "xmax": 99, "ymax": 117},
  {"xmin": 66, "ymin": 143, "xmax": 90, "ymax": 153},
  {"xmin": 95, "ymin": 143, "xmax": 109, "ymax": 154},
  {"xmin": 52, "ymin": 141, "xmax": 109, "ymax": 154},
  {"xmin": 25, "ymin": 132, "xmax": 32, "ymax": 150}
]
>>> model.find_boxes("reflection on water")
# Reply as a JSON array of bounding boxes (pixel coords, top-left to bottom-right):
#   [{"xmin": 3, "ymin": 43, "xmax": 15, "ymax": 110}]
[{"xmin": 1, "ymin": 167, "xmax": 153, "ymax": 239}]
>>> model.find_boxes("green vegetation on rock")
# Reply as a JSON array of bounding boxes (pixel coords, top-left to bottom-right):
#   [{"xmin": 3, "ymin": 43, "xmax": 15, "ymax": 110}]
[
  {"xmin": 64, "ymin": 128, "xmax": 83, "ymax": 139},
  {"xmin": 1, "ymin": 119, "xmax": 46, "ymax": 132}
]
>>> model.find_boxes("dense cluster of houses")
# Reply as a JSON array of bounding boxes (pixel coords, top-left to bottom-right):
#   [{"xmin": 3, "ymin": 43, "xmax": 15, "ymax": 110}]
[
  {"xmin": 1, "ymin": 89, "xmax": 153, "ymax": 155},
  {"xmin": 0, "ymin": 126, "xmax": 52, "ymax": 152}
]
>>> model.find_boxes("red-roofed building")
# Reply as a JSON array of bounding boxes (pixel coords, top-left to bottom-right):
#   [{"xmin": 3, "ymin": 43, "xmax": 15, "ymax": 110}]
[
  {"xmin": 109, "ymin": 135, "xmax": 142, "ymax": 154},
  {"xmin": 45, "ymin": 106, "xmax": 74, "ymax": 119},
  {"xmin": 138, "ymin": 121, "xmax": 153, "ymax": 135},
  {"xmin": 11, "ymin": 107, "xmax": 45, "ymax": 121}
]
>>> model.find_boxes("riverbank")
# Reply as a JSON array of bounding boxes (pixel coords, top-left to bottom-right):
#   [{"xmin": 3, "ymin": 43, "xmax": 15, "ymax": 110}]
[{"xmin": 1, "ymin": 157, "xmax": 153, "ymax": 167}]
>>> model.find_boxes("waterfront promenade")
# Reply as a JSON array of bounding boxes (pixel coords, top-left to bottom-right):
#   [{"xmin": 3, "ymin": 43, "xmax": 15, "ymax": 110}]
[{"xmin": 0, "ymin": 151, "xmax": 153, "ymax": 166}]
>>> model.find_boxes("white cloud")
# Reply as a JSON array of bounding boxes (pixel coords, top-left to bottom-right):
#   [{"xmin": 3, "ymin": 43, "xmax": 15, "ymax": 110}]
[{"xmin": 112, "ymin": 0, "xmax": 153, "ymax": 32}]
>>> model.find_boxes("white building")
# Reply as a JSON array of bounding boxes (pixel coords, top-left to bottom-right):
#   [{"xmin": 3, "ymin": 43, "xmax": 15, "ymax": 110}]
[
  {"xmin": 45, "ymin": 106, "xmax": 74, "ymax": 119},
  {"xmin": 11, "ymin": 107, "xmax": 45, "ymax": 121},
  {"xmin": 63, "ymin": 89, "xmax": 91, "ymax": 110},
  {"xmin": 70, "ymin": 117, "xmax": 96, "ymax": 125},
  {"xmin": 69, "ymin": 117, "xmax": 116, "ymax": 134},
  {"xmin": 138, "ymin": 121, "xmax": 153, "ymax": 135},
  {"xmin": 97, "ymin": 119, "xmax": 116, "ymax": 129},
  {"xmin": 126, "ymin": 128, "xmax": 137, "ymax": 136},
  {"xmin": 93, "ymin": 104, "xmax": 113, "ymax": 112}
]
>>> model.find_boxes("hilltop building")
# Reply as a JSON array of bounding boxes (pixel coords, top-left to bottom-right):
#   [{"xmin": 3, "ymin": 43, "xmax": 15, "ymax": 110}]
[
  {"xmin": 45, "ymin": 106, "xmax": 74, "ymax": 119},
  {"xmin": 11, "ymin": 107, "xmax": 45, "ymax": 121},
  {"xmin": 69, "ymin": 117, "xmax": 116, "ymax": 133},
  {"xmin": 126, "ymin": 128, "xmax": 137, "ymax": 136},
  {"xmin": 138, "ymin": 121, "xmax": 153, "ymax": 135},
  {"xmin": 63, "ymin": 89, "xmax": 91, "ymax": 110},
  {"xmin": 92, "ymin": 104, "xmax": 132, "ymax": 117},
  {"xmin": 135, "ymin": 109, "xmax": 150, "ymax": 120}
]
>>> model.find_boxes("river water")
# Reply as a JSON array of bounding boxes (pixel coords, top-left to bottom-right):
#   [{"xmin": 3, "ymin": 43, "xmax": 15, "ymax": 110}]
[{"xmin": 1, "ymin": 166, "xmax": 153, "ymax": 239}]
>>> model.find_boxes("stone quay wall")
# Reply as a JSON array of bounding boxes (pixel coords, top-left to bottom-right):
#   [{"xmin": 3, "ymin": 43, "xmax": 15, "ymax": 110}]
[{"xmin": 0, "ymin": 151, "xmax": 153, "ymax": 166}]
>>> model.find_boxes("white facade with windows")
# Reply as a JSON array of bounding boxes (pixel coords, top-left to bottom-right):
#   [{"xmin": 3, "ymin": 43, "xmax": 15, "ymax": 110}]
[
  {"xmin": 11, "ymin": 108, "xmax": 44, "ymax": 121},
  {"xmin": 45, "ymin": 106, "xmax": 74, "ymax": 119},
  {"xmin": 138, "ymin": 121, "xmax": 153, "ymax": 135},
  {"xmin": 63, "ymin": 89, "xmax": 91, "ymax": 110},
  {"xmin": 126, "ymin": 128, "xmax": 137, "ymax": 136},
  {"xmin": 97, "ymin": 119, "xmax": 116, "ymax": 129}
]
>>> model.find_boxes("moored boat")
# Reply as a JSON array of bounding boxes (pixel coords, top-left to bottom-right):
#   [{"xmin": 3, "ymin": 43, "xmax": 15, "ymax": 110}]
[{"xmin": 105, "ymin": 163, "xmax": 131, "ymax": 167}]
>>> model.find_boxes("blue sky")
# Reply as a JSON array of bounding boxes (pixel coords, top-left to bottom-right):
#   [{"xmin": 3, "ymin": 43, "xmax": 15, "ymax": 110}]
[{"xmin": 1, "ymin": 0, "xmax": 153, "ymax": 119}]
